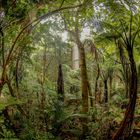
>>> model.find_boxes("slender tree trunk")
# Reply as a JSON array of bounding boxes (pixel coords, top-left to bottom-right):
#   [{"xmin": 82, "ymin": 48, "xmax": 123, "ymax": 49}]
[
  {"xmin": 0, "ymin": 82, "xmax": 4, "ymax": 96},
  {"xmin": 125, "ymin": 81, "xmax": 129, "ymax": 98},
  {"xmin": 78, "ymin": 44, "xmax": 89, "ymax": 139},
  {"xmin": 109, "ymin": 75, "xmax": 113, "ymax": 99},
  {"xmin": 104, "ymin": 79, "xmax": 108, "ymax": 103},
  {"xmin": 0, "ymin": 65, "xmax": 7, "ymax": 95},
  {"xmin": 112, "ymin": 49, "xmax": 137, "ymax": 140},
  {"xmin": 95, "ymin": 64, "xmax": 100, "ymax": 103},
  {"xmin": 118, "ymin": 41, "xmax": 130, "ymax": 98},
  {"xmin": 87, "ymin": 81, "xmax": 93, "ymax": 107},
  {"xmin": 78, "ymin": 42, "xmax": 89, "ymax": 113},
  {"xmin": 57, "ymin": 64, "xmax": 64, "ymax": 101},
  {"xmin": 72, "ymin": 45, "xmax": 79, "ymax": 70},
  {"xmin": 14, "ymin": 53, "xmax": 22, "ymax": 98},
  {"xmin": 74, "ymin": 27, "xmax": 90, "ymax": 139},
  {"xmin": 75, "ymin": 26, "xmax": 89, "ymax": 113},
  {"xmin": 6, "ymin": 75, "xmax": 15, "ymax": 97},
  {"xmin": 0, "ymin": 27, "xmax": 5, "ymax": 95}
]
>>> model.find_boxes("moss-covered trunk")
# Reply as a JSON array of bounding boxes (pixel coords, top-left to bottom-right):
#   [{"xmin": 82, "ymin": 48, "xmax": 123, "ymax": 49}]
[{"xmin": 78, "ymin": 45, "xmax": 89, "ymax": 113}]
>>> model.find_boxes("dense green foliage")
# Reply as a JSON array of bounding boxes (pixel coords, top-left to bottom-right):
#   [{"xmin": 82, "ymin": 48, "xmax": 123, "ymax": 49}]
[{"xmin": 0, "ymin": 0, "xmax": 140, "ymax": 140}]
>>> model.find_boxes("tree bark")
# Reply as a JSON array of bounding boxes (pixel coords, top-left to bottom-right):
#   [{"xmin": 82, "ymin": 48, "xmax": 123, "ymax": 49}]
[
  {"xmin": 118, "ymin": 40, "xmax": 130, "ymax": 98},
  {"xmin": 104, "ymin": 79, "xmax": 108, "ymax": 103},
  {"xmin": 112, "ymin": 48, "xmax": 137, "ymax": 140},
  {"xmin": 72, "ymin": 45, "xmax": 79, "ymax": 70},
  {"xmin": 76, "ymin": 38, "xmax": 89, "ymax": 113},
  {"xmin": 95, "ymin": 64, "xmax": 100, "ymax": 103},
  {"xmin": 57, "ymin": 64, "xmax": 64, "ymax": 102}
]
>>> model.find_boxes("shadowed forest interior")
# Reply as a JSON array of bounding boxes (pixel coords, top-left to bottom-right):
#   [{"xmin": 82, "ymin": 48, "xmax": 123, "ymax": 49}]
[{"xmin": 0, "ymin": 0, "xmax": 140, "ymax": 140}]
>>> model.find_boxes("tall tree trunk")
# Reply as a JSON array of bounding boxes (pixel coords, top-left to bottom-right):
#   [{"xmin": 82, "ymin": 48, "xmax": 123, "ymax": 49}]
[
  {"xmin": 72, "ymin": 45, "xmax": 79, "ymax": 70},
  {"xmin": 57, "ymin": 64, "xmax": 64, "ymax": 102},
  {"xmin": 117, "ymin": 40, "xmax": 130, "ymax": 98},
  {"xmin": 75, "ymin": 27, "xmax": 90, "ymax": 139},
  {"xmin": 112, "ymin": 49, "xmax": 137, "ymax": 140},
  {"xmin": 77, "ymin": 41, "xmax": 89, "ymax": 113},
  {"xmin": 78, "ymin": 44, "xmax": 89, "ymax": 139},
  {"xmin": 109, "ymin": 75, "xmax": 113, "ymax": 99},
  {"xmin": 94, "ymin": 64, "xmax": 100, "ymax": 103},
  {"xmin": 75, "ymin": 25, "xmax": 89, "ymax": 113},
  {"xmin": 87, "ymin": 81, "xmax": 93, "ymax": 107},
  {"xmin": 104, "ymin": 79, "xmax": 108, "ymax": 103},
  {"xmin": 0, "ymin": 26, "xmax": 6, "ymax": 95}
]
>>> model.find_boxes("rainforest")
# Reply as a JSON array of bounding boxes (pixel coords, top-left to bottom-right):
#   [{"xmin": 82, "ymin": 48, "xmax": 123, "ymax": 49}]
[{"xmin": 0, "ymin": 0, "xmax": 140, "ymax": 140}]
